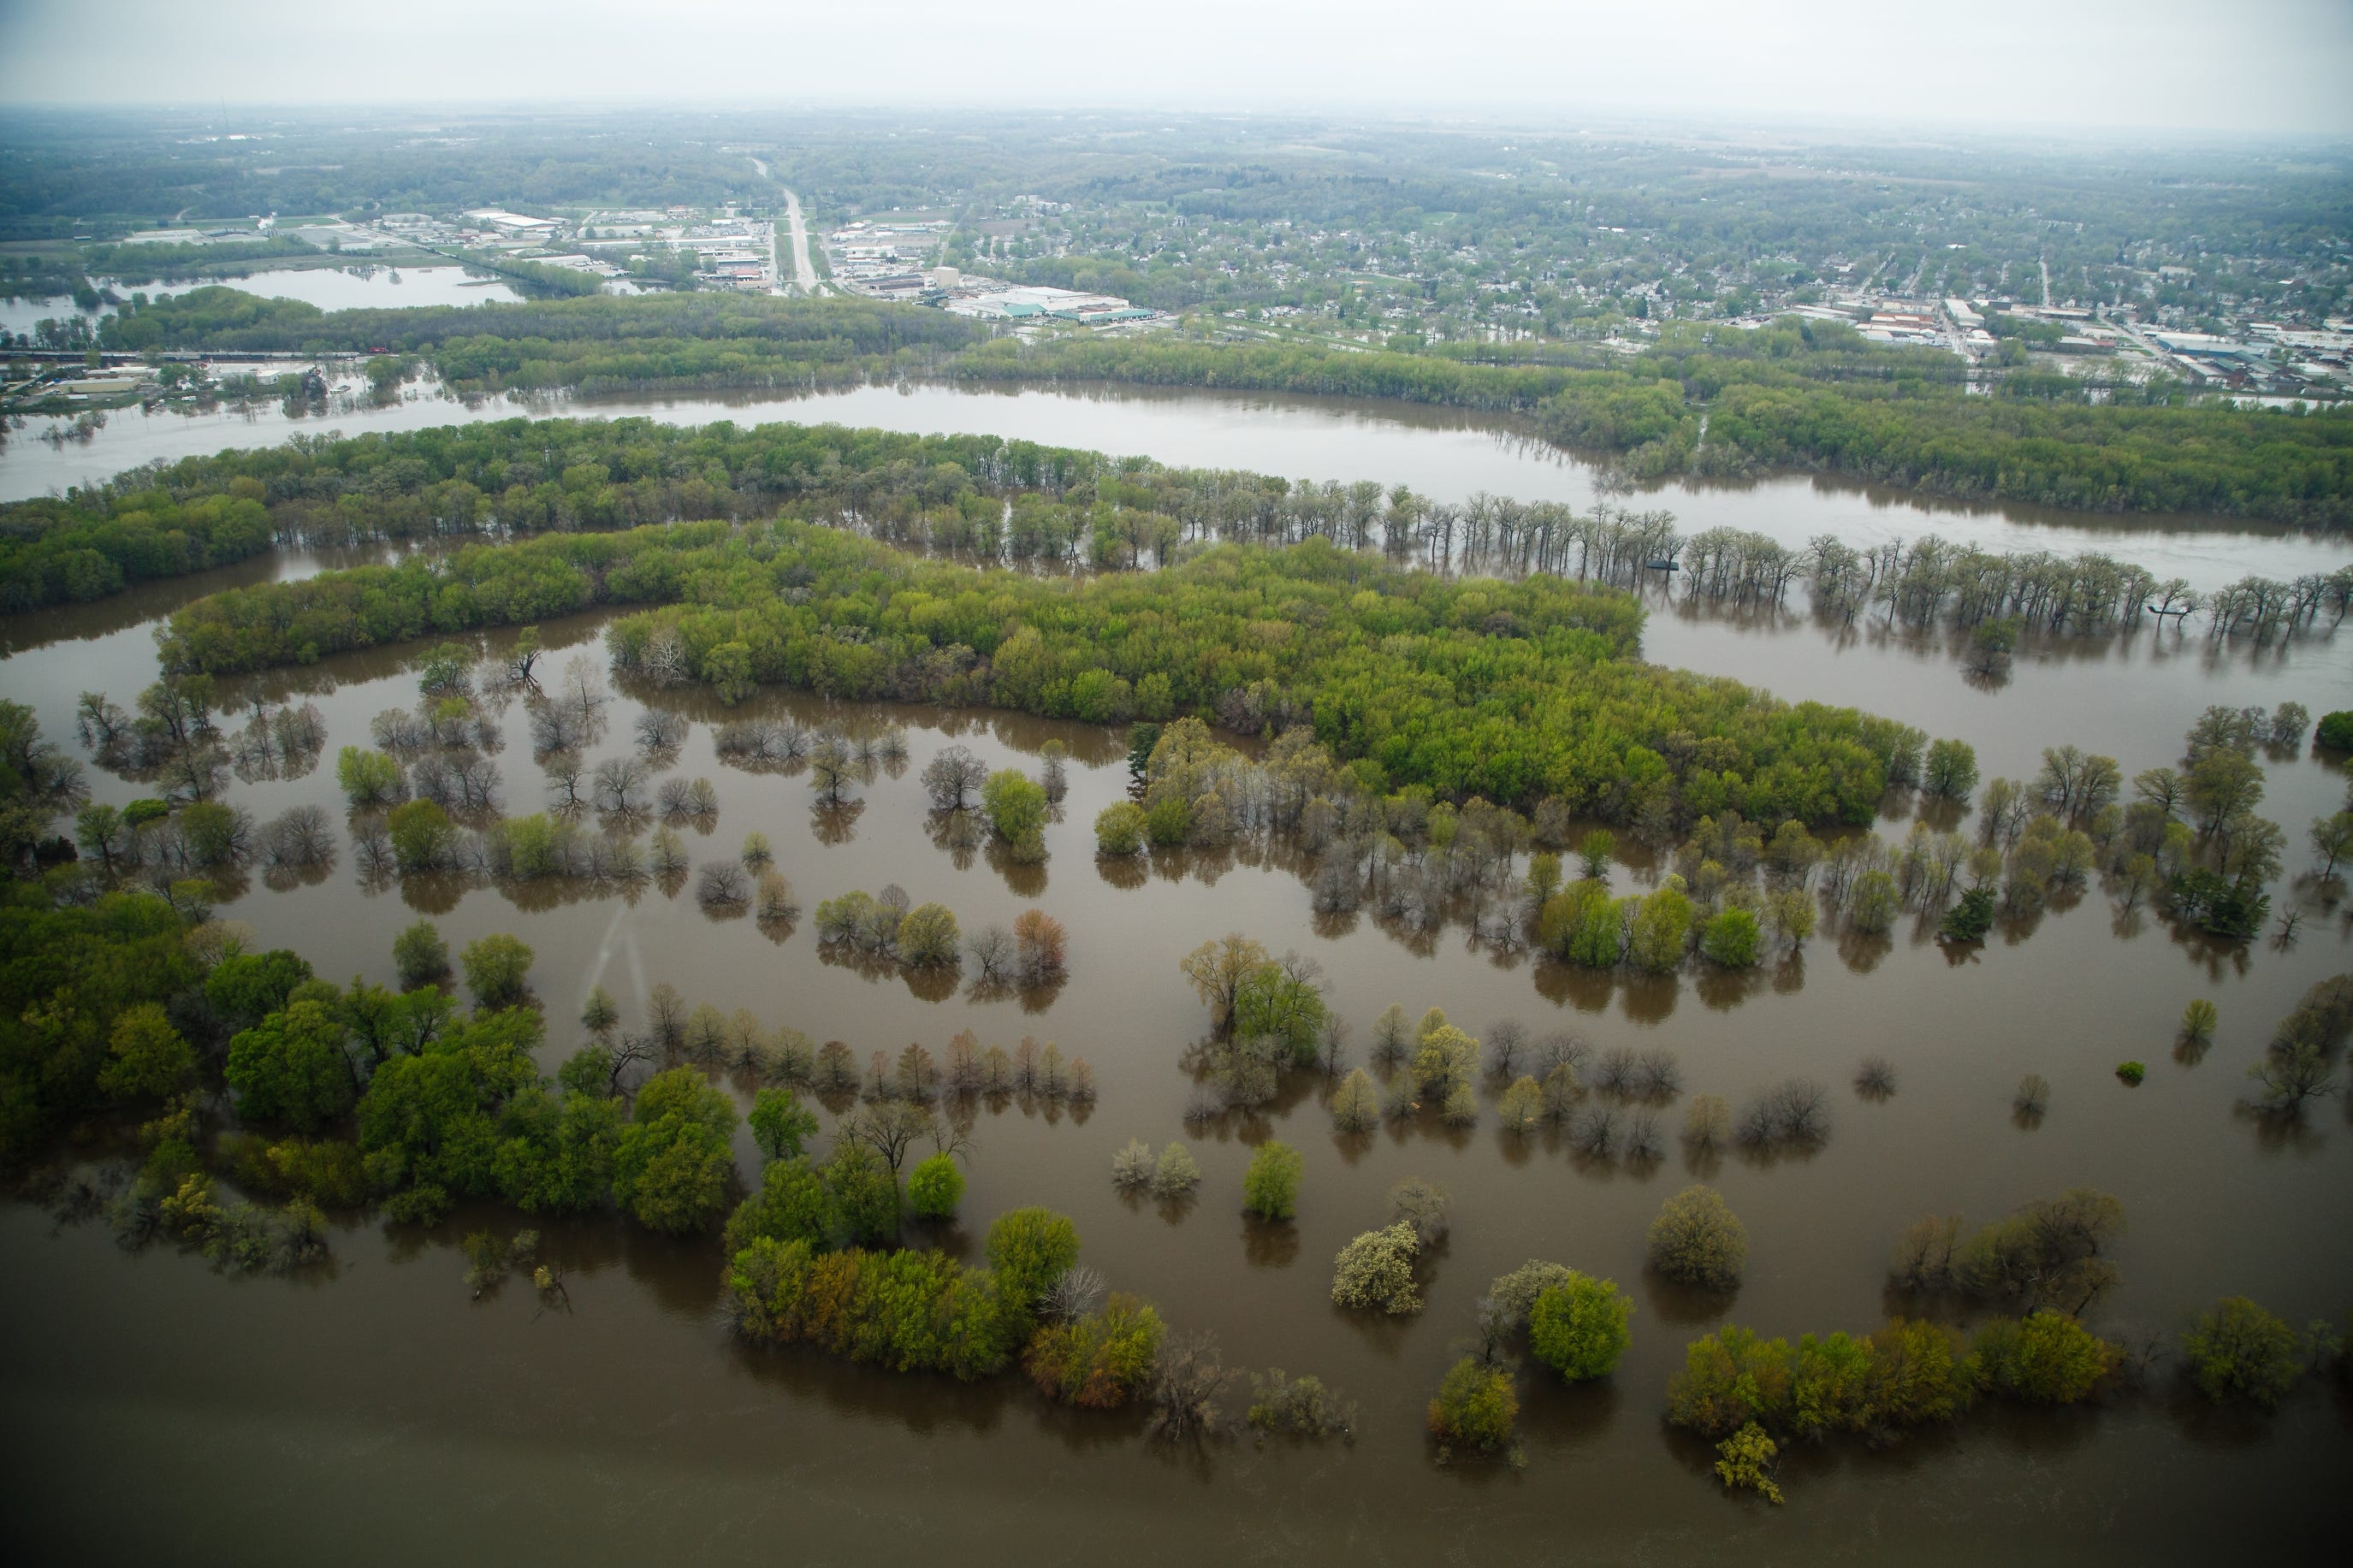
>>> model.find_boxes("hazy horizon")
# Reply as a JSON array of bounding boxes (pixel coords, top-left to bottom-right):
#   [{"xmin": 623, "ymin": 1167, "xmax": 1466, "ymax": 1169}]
[{"xmin": 3, "ymin": 0, "xmax": 2350, "ymax": 139}]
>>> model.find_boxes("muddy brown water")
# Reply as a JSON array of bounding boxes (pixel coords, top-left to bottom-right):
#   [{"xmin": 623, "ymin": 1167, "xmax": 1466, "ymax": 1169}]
[{"xmin": 3, "ymin": 399, "xmax": 2352, "ymax": 1564}]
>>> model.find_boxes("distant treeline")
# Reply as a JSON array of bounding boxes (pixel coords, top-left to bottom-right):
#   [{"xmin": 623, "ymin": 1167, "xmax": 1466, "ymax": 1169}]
[
  {"xmin": 161, "ymin": 522, "xmax": 1927, "ymax": 825},
  {"xmin": 100, "ymin": 289, "xmax": 982, "ymax": 393},
  {"xmin": 963, "ymin": 324, "xmax": 2353, "ymax": 526},
  {"xmin": 91, "ymin": 294, "xmax": 2353, "ymax": 525}
]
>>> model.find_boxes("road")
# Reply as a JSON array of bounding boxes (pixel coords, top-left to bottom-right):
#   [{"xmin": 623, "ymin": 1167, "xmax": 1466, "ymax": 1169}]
[{"xmin": 750, "ymin": 157, "xmax": 821, "ymax": 295}]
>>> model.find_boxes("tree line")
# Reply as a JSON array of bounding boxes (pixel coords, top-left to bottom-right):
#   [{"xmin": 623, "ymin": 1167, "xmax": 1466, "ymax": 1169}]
[
  {"xmin": 13, "ymin": 409, "xmax": 2338, "ymax": 660},
  {"xmin": 61, "ymin": 288, "xmax": 2351, "ymax": 527},
  {"xmin": 98, "ymin": 288, "xmax": 981, "ymax": 394}
]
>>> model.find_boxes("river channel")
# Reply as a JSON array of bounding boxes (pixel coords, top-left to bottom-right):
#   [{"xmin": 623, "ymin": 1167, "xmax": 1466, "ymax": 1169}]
[{"xmin": 2, "ymin": 384, "xmax": 2350, "ymax": 1564}]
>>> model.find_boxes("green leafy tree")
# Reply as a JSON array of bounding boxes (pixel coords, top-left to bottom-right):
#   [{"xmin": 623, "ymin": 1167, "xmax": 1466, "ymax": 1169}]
[
  {"xmin": 1940, "ymin": 885, "xmax": 1997, "ymax": 942},
  {"xmin": 895, "ymin": 902, "xmax": 962, "ymax": 967},
  {"xmin": 1094, "ymin": 800, "xmax": 1147, "ymax": 855},
  {"xmin": 1923, "ymin": 738, "xmax": 1978, "ymax": 801},
  {"xmin": 722, "ymin": 1155, "xmax": 833, "ymax": 1256},
  {"xmin": 610, "ymin": 1067, "xmax": 738, "ymax": 1234},
  {"xmin": 1529, "ymin": 1273, "xmax": 1633, "ymax": 1382},
  {"xmin": 2182, "ymin": 1296, "xmax": 2303, "ymax": 1407},
  {"xmin": 1699, "ymin": 907, "xmax": 1762, "ymax": 967},
  {"xmin": 1974, "ymin": 1311, "xmax": 2118, "ymax": 1405},
  {"xmin": 225, "ymin": 998, "xmax": 357, "ymax": 1132},
  {"xmin": 1627, "ymin": 883, "xmax": 1694, "ymax": 971},
  {"xmin": 906, "ymin": 1152, "xmax": 966, "ymax": 1220},
  {"xmin": 98, "ymin": 1002, "xmax": 197, "ymax": 1101},
  {"xmin": 392, "ymin": 920, "xmax": 449, "ymax": 991},
  {"xmin": 1241, "ymin": 1139, "xmax": 1304, "ymax": 1221},
  {"xmin": 1023, "ymin": 1292, "xmax": 1165, "ymax": 1407},
  {"xmin": 385, "ymin": 798, "xmax": 454, "ymax": 872},
  {"xmin": 1234, "ymin": 960, "xmax": 1327, "ymax": 1065},
  {"xmin": 460, "ymin": 934, "xmax": 534, "ymax": 1010},
  {"xmin": 1647, "ymin": 1185, "xmax": 1748, "ymax": 1290},
  {"xmin": 1426, "ymin": 1357, "xmax": 1518, "ymax": 1453},
  {"xmin": 1577, "ymin": 828, "xmax": 1616, "ymax": 879},
  {"xmin": 984, "ymin": 1206, "xmax": 1082, "ymax": 1312},
  {"xmin": 335, "ymin": 746, "xmax": 405, "ymax": 808},
  {"xmin": 1714, "ymin": 1423, "xmax": 1783, "ymax": 1504},
  {"xmin": 204, "ymin": 948, "xmax": 314, "ymax": 1028},
  {"xmin": 821, "ymin": 1142, "xmax": 903, "ymax": 1247},
  {"xmin": 748, "ymin": 1086, "xmax": 818, "ymax": 1163},
  {"xmin": 981, "ymin": 769, "xmax": 1048, "ymax": 852}
]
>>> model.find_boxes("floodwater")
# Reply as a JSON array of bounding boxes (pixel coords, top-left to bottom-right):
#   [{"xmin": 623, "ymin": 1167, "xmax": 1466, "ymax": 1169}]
[
  {"xmin": 3, "ymin": 410, "xmax": 2353, "ymax": 1563},
  {"xmin": 0, "ymin": 292, "xmax": 92, "ymax": 338},
  {"xmin": 3, "ymin": 376, "xmax": 2346, "ymax": 593},
  {"xmin": 1, "ymin": 266, "xmax": 525, "ymax": 340},
  {"xmin": 210, "ymin": 263, "xmax": 527, "ymax": 312}
]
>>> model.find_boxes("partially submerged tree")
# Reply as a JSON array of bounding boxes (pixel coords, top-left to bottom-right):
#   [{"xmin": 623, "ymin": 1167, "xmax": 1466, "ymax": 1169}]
[{"xmin": 1646, "ymin": 1186, "xmax": 1748, "ymax": 1290}]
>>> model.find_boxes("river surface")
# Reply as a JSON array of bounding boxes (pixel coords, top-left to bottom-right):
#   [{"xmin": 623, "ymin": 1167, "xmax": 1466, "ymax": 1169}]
[{"xmin": 3, "ymin": 394, "xmax": 2352, "ymax": 1564}]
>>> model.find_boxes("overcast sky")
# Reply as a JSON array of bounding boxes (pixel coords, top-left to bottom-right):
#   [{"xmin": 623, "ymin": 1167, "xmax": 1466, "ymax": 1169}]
[{"xmin": 3, "ymin": 0, "xmax": 2349, "ymax": 138}]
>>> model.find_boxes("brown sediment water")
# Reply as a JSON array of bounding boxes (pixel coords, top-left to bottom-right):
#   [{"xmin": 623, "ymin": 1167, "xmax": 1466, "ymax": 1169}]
[{"xmin": 1, "ymin": 405, "xmax": 2350, "ymax": 1564}]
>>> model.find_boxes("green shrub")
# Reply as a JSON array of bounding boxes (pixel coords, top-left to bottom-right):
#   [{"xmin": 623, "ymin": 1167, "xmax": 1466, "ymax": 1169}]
[
  {"xmin": 224, "ymin": 999, "xmax": 358, "ymax": 1132},
  {"xmin": 1975, "ymin": 1311, "xmax": 2118, "ymax": 1405},
  {"xmin": 1331, "ymin": 1223, "xmax": 1421, "ymax": 1313},
  {"xmin": 984, "ymin": 1207, "xmax": 1081, "ymax": 1311},
  {"xmin": 723, "ymin": 1235, "xmax": 1019, "ymax": 1380},
  {"xmin": 747, "ymin": 1086, "xmax": 817, "ymax": 1163},
  {"xmin": 906, "ymin": 1153, "xmax": 966, "ymax": 1220},
  {"xmin": 97, "ymin": 1003, "xmax": 197, "ymax": 1102},
  {"xmin": 610, "ymin": 1067, "xmax": 738, "ymax": 1234},
  {"xmin": 459, "ymin": 933, "xmax": 534, "ymax": 1009},
  {"xmin": 1940, "ymin": 885, "xmax": 1997, "ymax": 942},
  {"xmin": 392, "ymin": 920, "xmax": 448, "ymax": 990},
  {"xmin": 1528, "ymin": 1273, "xmax": 1633, "ymax": 1382},
  {"xmin": 2182, "ymin": 1296, "xmax": 2303, "ymax": 1407},
  {"xmin": 981, "ymin": 769, "xmax": 1048, "ymax": 850},
  {"xmin": 1241, "ymin": 1139, "xmax": 1304, "ymax": 1221},
  {"xmin": 1698, "ymin": 907, "xmax": 1762, "ymax": 967},
  {"xmin": 2314, "ymin": 710, "xmax": 2353, "ymax": 750},
  {"xmin": 895, "ymin": 903, "xmax": 962, "ymax": 967},
  {"xmin": 2115, "ymin": 1061, "xmax": 2145, "ymax": 1085},
  {"xmin": 1714, "ymin": 1423, "xmax": 1783, "ymax": 1503},
  {"xmin": 1426, "ymin": 1358, "xmax": 1518, "ymax": 1453},
  {"xmin": 1094, "ymin": 800, "xmax": 1147, "ymax": 855},
  {"xmin": 722, "ymin": 1156, "xmax": 832, "ymax": 1256},
  {"xmin": 1646, "ymin": 1185, "xmax": 1747, "ymax": 1290},
  {"xmin": 1668, "ymin": 1317, "xmax": 2000, "ymax": 1445},
  {"xmin": 1022, "ymin": 1292, "xmax": 1165, "ymax": 1407}
]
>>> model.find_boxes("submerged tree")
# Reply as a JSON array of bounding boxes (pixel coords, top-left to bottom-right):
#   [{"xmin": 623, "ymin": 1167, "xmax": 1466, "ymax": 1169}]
[{"xmin": 1646, "ymin": 1186, "xmax": 1747, "ymax": 1290}]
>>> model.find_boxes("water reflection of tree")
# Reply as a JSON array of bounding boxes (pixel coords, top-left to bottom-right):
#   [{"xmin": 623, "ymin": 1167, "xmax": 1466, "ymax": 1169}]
[
  {"xmin": 809, "ymin": 796, "xmax": 864, "ymax": 844},
  {"xmin": 1014, "ymin": 977, "xmax": 1067, "ymax": 1015},
  {"xmin": 1241, "ymin": 1217, "xmax": 1300, "ymax": 1269},
  {"xmin": 985, "ymin": 837, "xmax": 1048, "ymax": 897},
  {"xmin": 1093, "ymin": 852, "xmax": 1148, "ymax": 891}
]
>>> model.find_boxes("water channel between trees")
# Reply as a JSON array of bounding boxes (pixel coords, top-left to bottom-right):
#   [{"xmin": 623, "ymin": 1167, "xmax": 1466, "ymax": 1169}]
[{"xmin": 3, "ymin": 381, "xmax": 2351, "ymax": 1564}]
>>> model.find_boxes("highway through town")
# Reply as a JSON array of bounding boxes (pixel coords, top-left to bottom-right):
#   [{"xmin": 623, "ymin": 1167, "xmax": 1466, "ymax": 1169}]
[{"xmin": 750, "ymin": 157, "xmax": 821, "ymax": 295}]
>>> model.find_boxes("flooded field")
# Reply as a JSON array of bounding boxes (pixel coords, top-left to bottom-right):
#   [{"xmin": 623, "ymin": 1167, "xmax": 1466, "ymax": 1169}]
[
  {"xmin": 210, "ymin": 263, "xmax": 528, "ymax": 311},
  {"xmin": 2, "ymin": 392, "xmax": 2351, "ymax": 1564}
]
